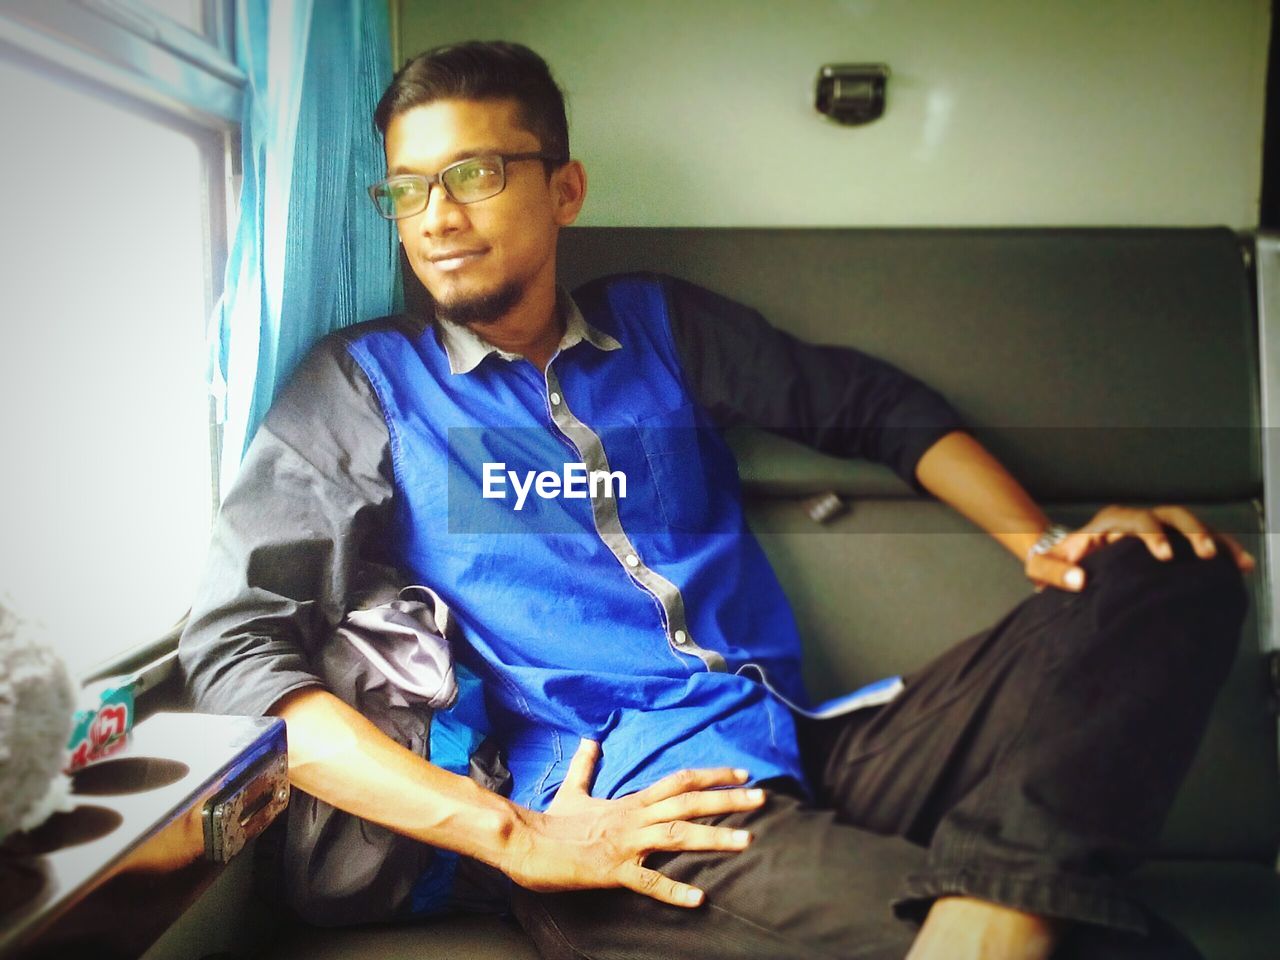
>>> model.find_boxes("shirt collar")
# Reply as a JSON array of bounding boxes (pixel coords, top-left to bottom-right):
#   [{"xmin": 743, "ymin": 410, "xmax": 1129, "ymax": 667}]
[{"xmin": 434, "ymin": 286, "xmax": 622, "ymax": 375}]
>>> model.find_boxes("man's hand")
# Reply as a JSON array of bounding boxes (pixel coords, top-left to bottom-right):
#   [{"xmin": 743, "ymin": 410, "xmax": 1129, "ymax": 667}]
[
  {"xmin": 501, "ymin": 738, "xmax": 765, "ymax": 908},
  {"xmin": 1026, "ymin": 504, "xmax": 1256, "ymax": 593}
]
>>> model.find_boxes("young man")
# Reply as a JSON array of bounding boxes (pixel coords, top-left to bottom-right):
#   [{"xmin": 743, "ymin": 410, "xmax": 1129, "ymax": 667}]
[{"xmin": 179, "ymin": 41, "xmax": 1253, "ymax": 959}]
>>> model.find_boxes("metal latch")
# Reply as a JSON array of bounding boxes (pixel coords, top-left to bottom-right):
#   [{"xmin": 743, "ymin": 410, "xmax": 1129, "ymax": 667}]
[
  {"xmin": 804, "ymin": 490, "xmax": 848, "ymax": 525},
  {"xmin": 202, "ymin": 752, "xmax": 289, "ymax": 863}
]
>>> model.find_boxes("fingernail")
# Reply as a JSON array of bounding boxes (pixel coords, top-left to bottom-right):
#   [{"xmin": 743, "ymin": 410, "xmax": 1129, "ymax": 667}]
[
  {"xmin": 685, "ymin": 889, "xmax": 704, "ymax": 906},
  {"xmin": 733, "ymin": 768, "xmax": 750, "ymax": 780},
  {"xmin": 732, "ymin": 830, "xmax": 751, "ymax": 846},
  {"xmin": 747, "ymin": 789, "xmax": 765, "ymax": 801},
  {"xmin": 1158, "ymin": 542, "xmax": 1173, "ymax": 560},
  {"xmin": 1065, "ymin": 568, "xmax": 1084, "ymax": 590}
]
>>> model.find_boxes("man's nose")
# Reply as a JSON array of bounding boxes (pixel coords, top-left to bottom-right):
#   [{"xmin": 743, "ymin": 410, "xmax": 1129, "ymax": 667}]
[{"xmin": 420, "ymin": 182, "xmax": 467, "ymax": 235}]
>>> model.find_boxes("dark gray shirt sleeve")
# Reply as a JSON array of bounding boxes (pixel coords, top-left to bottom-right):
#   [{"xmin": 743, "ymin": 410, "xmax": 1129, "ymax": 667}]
[
  {"xmin": 654, "ymin": 274, "xmax": 966, "ymax": 494},
  {"xmin": 178, "ymin": 331, "xmax": 398, "ymax": 718}
]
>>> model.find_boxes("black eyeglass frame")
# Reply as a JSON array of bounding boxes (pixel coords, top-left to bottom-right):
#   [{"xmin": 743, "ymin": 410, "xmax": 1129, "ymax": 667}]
[{"xmin": 367, "ymin": 152, "xmax": 567, "ymax": 220}]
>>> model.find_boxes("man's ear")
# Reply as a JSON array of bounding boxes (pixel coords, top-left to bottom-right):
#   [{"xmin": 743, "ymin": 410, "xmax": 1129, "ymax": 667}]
[{"xmin": 552, "ymin": 160, "xmax": 587, "ymax": 226}]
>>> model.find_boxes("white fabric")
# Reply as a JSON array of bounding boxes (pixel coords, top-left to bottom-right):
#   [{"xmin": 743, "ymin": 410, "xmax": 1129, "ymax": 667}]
[{"xmin": 0, "ymin": 604, "xmax": 75, "ymax": 839}]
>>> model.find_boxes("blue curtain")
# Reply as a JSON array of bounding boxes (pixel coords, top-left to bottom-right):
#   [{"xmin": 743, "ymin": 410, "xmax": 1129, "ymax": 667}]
[{"xmin": 208, "ymin": 0, "xmax": 402, "ymax": 496}]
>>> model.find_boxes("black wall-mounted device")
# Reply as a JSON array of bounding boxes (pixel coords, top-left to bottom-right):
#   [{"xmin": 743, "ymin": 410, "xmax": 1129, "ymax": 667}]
[{"xmin": 815, "ymin": 63, "xmax": 888, "ymax": 125}]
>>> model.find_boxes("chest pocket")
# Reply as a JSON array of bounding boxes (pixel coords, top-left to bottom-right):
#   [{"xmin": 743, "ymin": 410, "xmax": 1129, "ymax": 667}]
[{"xmin": 634, "ymin": 403, "xmax": 716, "ymax": 533}]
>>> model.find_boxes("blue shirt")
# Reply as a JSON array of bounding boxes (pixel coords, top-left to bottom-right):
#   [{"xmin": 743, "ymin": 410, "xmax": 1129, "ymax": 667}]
[{"xmin": 180, "ymin": 273, "xmax": 965, "ymax": 811}]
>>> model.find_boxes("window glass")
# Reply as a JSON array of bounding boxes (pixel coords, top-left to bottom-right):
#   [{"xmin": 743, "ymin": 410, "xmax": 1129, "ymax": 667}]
[{"xmin": 0, "ymin": 58, "xmax": 214, "ymax": 680}]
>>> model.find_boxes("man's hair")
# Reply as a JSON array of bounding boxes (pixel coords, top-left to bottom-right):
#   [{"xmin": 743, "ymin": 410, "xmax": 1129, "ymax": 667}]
[{"xmin": 373, "ymin": 41, "xmax": 570, "ymax": 166}]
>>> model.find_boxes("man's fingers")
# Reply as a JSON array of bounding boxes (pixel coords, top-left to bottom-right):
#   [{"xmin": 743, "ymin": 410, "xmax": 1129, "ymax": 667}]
[
  {"xmin": 629, "ymin": 766, "xmax": 752, "ymax": 805},
  {"xmin": 1073, "ymin": 506, "xmax": 1169, "ymax": 560},
  {"xmin": 1061, "ymin": 530, "xmax": 1105, "ymax": 564},
  {"xmin": 639, "ymin": 787, "xmax": 766, "ymax": 826},
  {"xmin": 1150, "ymin": 506, "xmax": 1256, "ymax": 571},
  {"xmin": 1150, "ymin": 506, "xmax": 1218, "ymax": 559},
  {"xmin": 1027, "ymin": 553, "xmax": 1086, "ymax": 593},
  {"xmin": 1104, "ymin": 514, "xmax": 1171, "ymax": 561},
  {"xmin": 1136, "ymin": 530, "xmax": 1173, "ymax": 561},
  {"xmin": 1214, "ymin": 531, "xmax": 1256, "ymax": 573},
  {"xmin": 617, "ymin": 862, "xmax": 705, "ymax": 908},
  {"xmin": 636, "ymin": 820, "xmax": 753, "ymax": 854},
  {"xmin": 1032, "ymin": 506, "xmax": 1257, "ymax": 591},
  {"xmin": 557, "ymin": 738, "xmax": 600, "ymax": 796}
]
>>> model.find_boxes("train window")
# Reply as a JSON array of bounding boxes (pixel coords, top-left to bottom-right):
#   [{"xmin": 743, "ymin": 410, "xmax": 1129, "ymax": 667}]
[
  {"xmin": 0, "ymin": 1, "xmax": 239, "ymax": 681},
  {"xmin": 0, "ymin": 57, "xmax": 215, "ymax": 680}
]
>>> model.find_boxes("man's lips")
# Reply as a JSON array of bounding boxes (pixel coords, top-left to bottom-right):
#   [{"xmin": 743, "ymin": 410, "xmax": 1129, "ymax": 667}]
[{"xmin": 427, "ymin": 248, "xmax": 487, "ymax": 271}]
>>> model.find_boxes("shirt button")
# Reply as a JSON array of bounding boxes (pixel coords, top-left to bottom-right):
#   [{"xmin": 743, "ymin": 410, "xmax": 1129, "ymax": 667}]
[
  {"xmin": 549, "ymin": 392, "xmax": 561, "ymax": 405},
  {"xmin": 673, "ymin": 630, "xmax": 688, "ymax": 646},
  {"xmin": 625, "ymin": 554, "xmax": 640, "ymax": 568}
]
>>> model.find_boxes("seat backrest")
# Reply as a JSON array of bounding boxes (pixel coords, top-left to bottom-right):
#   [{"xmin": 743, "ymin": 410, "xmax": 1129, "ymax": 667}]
[{"xmin": 558, "ymin": 226, "xmax": 1278, "ymax": 862}]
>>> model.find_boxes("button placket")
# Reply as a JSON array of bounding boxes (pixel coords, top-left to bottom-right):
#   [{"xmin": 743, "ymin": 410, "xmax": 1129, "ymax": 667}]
[{"xmin": 540, "ymin": 364, "xmax": 725, "ymax": 673}]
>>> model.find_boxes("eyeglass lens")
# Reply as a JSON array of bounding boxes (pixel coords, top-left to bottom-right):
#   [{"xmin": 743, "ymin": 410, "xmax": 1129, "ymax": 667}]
[
  {"xmin": 443, "ymin": 157, "xmax": 504, "ymax": 203},
  {"xmin": 373, "ymin": 157, "xmax": 507, "ymax": 218}
]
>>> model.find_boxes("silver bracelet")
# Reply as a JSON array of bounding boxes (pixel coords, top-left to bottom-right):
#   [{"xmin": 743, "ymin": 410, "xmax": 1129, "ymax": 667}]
[{"xmin": 1026, "ymin": 523, "xmax": 1072, "ymax": 565}]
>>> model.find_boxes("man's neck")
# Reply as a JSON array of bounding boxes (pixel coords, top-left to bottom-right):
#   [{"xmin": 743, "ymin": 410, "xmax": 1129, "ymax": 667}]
[{"xmin": 469, "ymin": 281, "xmax": 562, "ymax": 373}]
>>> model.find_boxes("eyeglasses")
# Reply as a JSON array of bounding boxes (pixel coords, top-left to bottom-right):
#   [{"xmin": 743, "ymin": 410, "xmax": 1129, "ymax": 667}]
[{"xmin": 367, "ymin": 152, "xmax": 563, "ymax": 220}]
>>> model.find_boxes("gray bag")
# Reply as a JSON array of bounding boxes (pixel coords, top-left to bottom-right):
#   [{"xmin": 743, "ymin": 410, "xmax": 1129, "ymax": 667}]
[{"xmin": 281, "ymin": 568, "xmax": 511, "ymax": 926}]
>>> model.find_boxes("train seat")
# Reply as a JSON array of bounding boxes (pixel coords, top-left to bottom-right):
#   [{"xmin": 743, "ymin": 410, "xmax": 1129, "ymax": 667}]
[{"xmin": 263, "ymin": 226, "xmax": 1280, "ymax": 959}]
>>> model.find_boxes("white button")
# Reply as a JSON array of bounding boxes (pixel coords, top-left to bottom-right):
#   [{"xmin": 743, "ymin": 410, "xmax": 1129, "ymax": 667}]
[
  {"xmin": 673, "ymin": 630, "xmax": 688, "ymax": 645},
  {"xmin": 549, "ymin": 392, "xmax": 561, "ymax": 405},
  {"xmin": 625, "ymin": 554, "xmax": 640, "ymax": 568}
]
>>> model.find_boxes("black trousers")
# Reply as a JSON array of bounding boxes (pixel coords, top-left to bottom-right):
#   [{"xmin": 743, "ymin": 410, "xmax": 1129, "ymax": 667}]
[{"xmin": 511, "ymin": 529, "xmax": 1249, "ymax": 959}]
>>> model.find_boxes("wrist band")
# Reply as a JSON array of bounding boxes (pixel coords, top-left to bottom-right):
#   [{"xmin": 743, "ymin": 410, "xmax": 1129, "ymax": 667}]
[{"xmin": 1026, "ymin": 523, "xmax": 1072, "ymax": 566}]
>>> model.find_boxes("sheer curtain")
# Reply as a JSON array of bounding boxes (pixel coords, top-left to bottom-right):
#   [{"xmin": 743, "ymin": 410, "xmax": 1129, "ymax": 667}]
[{"xmin": 210, "ymin": 0, "xmax": 401, "ymax": 494}]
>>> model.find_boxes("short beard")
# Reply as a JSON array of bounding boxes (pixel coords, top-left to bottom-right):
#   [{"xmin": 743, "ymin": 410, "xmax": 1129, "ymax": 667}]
[{"xmin": 429, "ymin": 280, "xmax": 525, "ymax": 327}]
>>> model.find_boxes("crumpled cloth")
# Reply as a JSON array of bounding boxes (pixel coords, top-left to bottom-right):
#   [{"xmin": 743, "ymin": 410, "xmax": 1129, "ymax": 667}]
[
  {"xmin": 278, "ymin": 567, "xmax": 510, "ymax": 926},
  {"xmin": 0, "ymin": 602, "xmax": 75, "ymax": 841}
]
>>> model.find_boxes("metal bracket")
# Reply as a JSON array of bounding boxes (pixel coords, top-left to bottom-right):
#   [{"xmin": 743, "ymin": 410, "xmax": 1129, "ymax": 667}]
[{"xmin": 202, "ymin": 752, "xmax": 289, "ymax": 863}]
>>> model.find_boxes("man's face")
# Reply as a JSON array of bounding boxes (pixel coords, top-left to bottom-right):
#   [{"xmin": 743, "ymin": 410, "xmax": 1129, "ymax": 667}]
[{"xmin": 384, "ymin": 98, "xmax": 583, "ymax": 325}]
